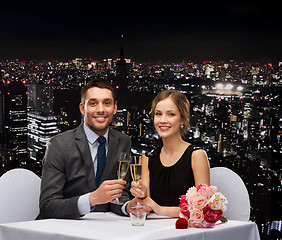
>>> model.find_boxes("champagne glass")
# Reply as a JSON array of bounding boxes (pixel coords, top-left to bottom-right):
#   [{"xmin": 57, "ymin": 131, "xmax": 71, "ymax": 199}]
[
  {"xmin": 111, "ymin": 152, "xmax": 130, "ymax": 204},
  {"xmin": 130, "ymin": 156, "xmax": 144, "ymax": 208}
]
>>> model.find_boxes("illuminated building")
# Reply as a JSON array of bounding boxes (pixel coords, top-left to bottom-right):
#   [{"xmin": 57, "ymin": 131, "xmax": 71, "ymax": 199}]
[
  {"xmin": 27, "ymin": 83, "xmax": 54, "ymax": 113},
  {"xmin": 27, "ymin": 111, "xmax": 60, "ymax": 164},
  {"xmin": 27, "ymin": 83, "xmax": 60, "ymax": 171},
  {"xmin": 0, "ymin": 81, "xmax": 28, "ymax": 170},
  {"xmin": 53, "ymin": 88, "xmax": 81, "ymax": 132}
]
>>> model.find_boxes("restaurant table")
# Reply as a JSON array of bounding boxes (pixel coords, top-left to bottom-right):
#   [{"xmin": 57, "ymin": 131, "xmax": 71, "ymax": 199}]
[{"xmin": 0, "ymin": 212, "xmax": 260, "ymax": 240}]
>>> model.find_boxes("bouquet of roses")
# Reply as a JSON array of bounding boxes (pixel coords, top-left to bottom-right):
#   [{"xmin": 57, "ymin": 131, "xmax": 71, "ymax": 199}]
[{"xmin": 176, "ymin": 184, "xmax": 228, "ymax": 229}]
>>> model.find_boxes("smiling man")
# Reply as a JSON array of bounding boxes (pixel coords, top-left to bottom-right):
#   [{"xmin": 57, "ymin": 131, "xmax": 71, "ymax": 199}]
[
  {"xmin": 80, "ymin": 85, "xmax": 117, "ymax": 136},
  {"xmin": 38, "ymin": 79, "xmax": 136, "ymax": 219}
]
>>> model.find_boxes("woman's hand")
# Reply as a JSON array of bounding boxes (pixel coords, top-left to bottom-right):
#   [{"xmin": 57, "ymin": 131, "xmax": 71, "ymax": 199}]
[
  {"xmin": 130, "ymin": 180, "xmax": 147, "ymax": 199},
  {"xmin": 126, "ymin": 197, "xmax": 152, "ymax": 215},
  {"xmin": 142, "ymin": 197, "xmax": 180, "ymax": 217},
  {"xmin": 143, "ymin": 197, "xmax": 161, "ymax": 215}
]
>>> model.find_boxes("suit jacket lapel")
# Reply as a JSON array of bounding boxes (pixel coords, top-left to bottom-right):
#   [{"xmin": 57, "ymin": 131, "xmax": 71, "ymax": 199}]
[{"xmin": 75, "ymin": 123, "xmax": 96, "ymax": 190}]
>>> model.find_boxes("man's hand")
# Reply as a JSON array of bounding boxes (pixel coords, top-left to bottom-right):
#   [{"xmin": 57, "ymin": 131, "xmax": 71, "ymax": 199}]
[{"xmin": 89, "ymin": 179, "xmax": 126, "ymax": 207}]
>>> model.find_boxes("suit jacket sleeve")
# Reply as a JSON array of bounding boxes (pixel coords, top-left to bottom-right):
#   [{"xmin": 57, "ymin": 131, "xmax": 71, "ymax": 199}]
[{"xmin": 38, "ymin": 136, "xmax": 81, "ymax": 219}]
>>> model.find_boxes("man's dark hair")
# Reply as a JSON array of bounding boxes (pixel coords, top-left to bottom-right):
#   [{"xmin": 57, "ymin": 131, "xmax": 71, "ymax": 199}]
[{"xmin": 81, "ymin": 79, "xmax": 117, "ymax": 103}]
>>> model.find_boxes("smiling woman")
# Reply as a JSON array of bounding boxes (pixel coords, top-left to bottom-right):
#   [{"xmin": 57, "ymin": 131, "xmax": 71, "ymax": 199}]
[{"xmin": 130, "ymin": 90, "xmax": 210, "ymax": 218}]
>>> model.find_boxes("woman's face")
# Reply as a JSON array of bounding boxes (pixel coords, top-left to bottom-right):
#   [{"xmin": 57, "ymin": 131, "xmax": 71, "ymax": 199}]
[{"xmin": 153, "ymin": 97, "xmax": 183, "ymax": 139}]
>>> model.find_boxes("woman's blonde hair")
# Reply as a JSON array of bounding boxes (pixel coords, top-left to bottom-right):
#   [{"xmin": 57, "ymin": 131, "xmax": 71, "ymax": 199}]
[{"xmin": 151, "ymin": 90, "xmax": 190, "ymax": 136}]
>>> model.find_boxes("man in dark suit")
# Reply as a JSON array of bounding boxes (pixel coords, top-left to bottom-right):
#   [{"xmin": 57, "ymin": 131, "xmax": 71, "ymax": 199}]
[{"xmin": 38, "ymin": 79, "xmax": 136, "ymax": 219}]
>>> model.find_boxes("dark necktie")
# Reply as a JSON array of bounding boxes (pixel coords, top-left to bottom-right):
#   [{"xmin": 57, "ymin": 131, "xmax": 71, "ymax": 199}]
[{"xmin": 96, "ymin": 136, "xmax": 106, "ymax": 187}]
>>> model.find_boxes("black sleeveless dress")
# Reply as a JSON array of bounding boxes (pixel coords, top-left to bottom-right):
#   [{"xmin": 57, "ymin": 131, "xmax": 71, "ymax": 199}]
[{"xmin": 147, "ymin": 145, "xmax": 201, "ymax": 207}]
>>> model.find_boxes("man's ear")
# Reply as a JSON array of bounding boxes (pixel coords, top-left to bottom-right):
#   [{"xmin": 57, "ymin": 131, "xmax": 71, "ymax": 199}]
[
  {"xmin": 113, "ymin": 101, "xmax": 117, "ymax": 115},
  {"xmin": 79, "ymin": 102, "xmax": 85, "ymax": 116}
]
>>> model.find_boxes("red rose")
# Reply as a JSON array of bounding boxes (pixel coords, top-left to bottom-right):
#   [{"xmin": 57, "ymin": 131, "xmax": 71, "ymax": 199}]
[
  {"xmin": 204, "ymin": 208, "xmax": 223, "ymax": 223},
  {"xmin": 203, "ymin": 205, "xmax": 211, "ymax": 214},
  {"xmin": 175, "ymin": 218, "xmax": 189, "ymax": 229}
]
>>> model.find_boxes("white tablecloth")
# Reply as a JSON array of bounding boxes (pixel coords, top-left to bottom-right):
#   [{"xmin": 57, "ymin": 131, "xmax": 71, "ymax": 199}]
[{"xmin": 0, "ymin": 212, "xmax": 260, "ymax": 240}]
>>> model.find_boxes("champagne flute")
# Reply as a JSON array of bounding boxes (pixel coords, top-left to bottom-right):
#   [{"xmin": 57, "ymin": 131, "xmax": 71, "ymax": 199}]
[
  {"xmin": 111, "ymin": 152, "xmax": 130, "ymax": 204},
  {"xmin": 130, "ymin": 156, "xmax": 144, "ymax": 208}
]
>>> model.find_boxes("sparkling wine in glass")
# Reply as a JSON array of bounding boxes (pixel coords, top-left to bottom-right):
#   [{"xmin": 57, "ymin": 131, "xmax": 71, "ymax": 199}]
[
  {"xmin": 111, "ymin": 152, "xmax": 130, "ymax": 204},
  {"xmin": 130, "ymin": 156, "xmax": 144, "ymax": 208},
  {"xmin": 130, "ymin": 163, "xmax": 142, "ymax": 182},
  {"xmin": 118, "ymin": 159, "xmax": 130, "ymax": 180}
]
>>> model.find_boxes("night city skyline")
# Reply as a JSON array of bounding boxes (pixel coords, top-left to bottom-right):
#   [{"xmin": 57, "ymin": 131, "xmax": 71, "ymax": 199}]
[{"xmin": 0, "ymin": 56, "xmax": 281, "ymax": 240}]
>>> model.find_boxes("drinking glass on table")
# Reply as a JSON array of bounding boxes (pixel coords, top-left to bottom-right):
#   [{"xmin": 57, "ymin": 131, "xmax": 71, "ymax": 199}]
[
  {"xmin": 130, "ymin": 210, "xmax": 146, "ymax": 226},
  {"xmin": 111, "ymin": 152, "xmax": 130, "ymax": 204},
  {"xmin": 130, "ymin": 156, "xmax": 144, "ymax": 208}
]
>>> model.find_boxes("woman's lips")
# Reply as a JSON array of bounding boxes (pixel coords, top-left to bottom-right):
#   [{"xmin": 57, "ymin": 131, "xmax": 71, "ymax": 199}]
[{"xmin": 159, "ymin": 126, "xmax": 170, "ymax": 131}]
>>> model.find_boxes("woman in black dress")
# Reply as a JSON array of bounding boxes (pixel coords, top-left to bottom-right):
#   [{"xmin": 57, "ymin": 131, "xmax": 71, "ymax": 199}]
[{"xmin": 131, "ymin": 90, "xmax": 210, "ymax": 217}]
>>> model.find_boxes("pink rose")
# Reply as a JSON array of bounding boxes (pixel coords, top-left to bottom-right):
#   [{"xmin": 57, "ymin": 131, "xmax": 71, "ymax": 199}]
[
  {"xmin": 188, "ymin": 197, "xmax": 195, "ymax": 208},
  {"xmin": 190, "ymin": 220, "xmax": 204, "ymax": 228},
  {"xmin": 190, "ymin": 209, "xmax": 204, "ymax": 223},
  {"xmin": 179, "ymin": 195, "xmax": 190, "ymax": 218},
  {"xmin": 197, "ymin": 184, "xmax": 217, "ymax": 198},
  {"xmin": 179, "ymin": 195, "xmax": 188, "ymax": 205},
  {"xmin": 197, "ymin": 184, "xmax": 209, "ymax": 192},
  {"xmin": 194, "ymin": 195, "xmax": 208, "ymax": 210},
  {"xmin": 180, "ymin": 203, "xmax": 190, "ymax": 218}
]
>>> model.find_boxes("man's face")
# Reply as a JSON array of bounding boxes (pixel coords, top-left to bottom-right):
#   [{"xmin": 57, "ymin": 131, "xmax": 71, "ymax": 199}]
[{"xmin": 80, "ymin": 87, "xmax": 117, "ymax": 136}]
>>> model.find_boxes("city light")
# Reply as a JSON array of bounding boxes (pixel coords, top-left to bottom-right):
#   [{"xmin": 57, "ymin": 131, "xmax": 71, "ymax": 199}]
[
  {"xmin": 225, "ymin": 84, "xmax": 233, "ymax": 90},
  {"xmin": 216, "ymin": 83, "xmax": 224, "ymax": 89}
]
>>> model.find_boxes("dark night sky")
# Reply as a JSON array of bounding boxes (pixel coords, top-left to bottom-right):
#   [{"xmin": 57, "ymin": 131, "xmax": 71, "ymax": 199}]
[{"xmin": 0, "ymin": 1, "xmax": 281, "ymax": 63}]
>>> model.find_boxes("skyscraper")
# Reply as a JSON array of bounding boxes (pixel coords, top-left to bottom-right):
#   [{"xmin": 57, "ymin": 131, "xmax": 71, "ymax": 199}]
[
  {"xmin": 27, "ymin": 111, "xmax": 60, "ymax": 166},
  {"xmin": 0, "ymin": 81, "xmax": 28, "ymax": 172},
  {"xmin": 27, "ymin": 83, "xmax": 54, "ymax": 113},
  {"xmin": 27, "ymin": 83, "xmax": 60, "ymax": 173},
  {"xmin": 115, "ymin": 36, "xmax": 129, "ymax": 110},
  {"xmin": 113, "ymin": 36, "xmax": 131, "ymax": 133}
]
